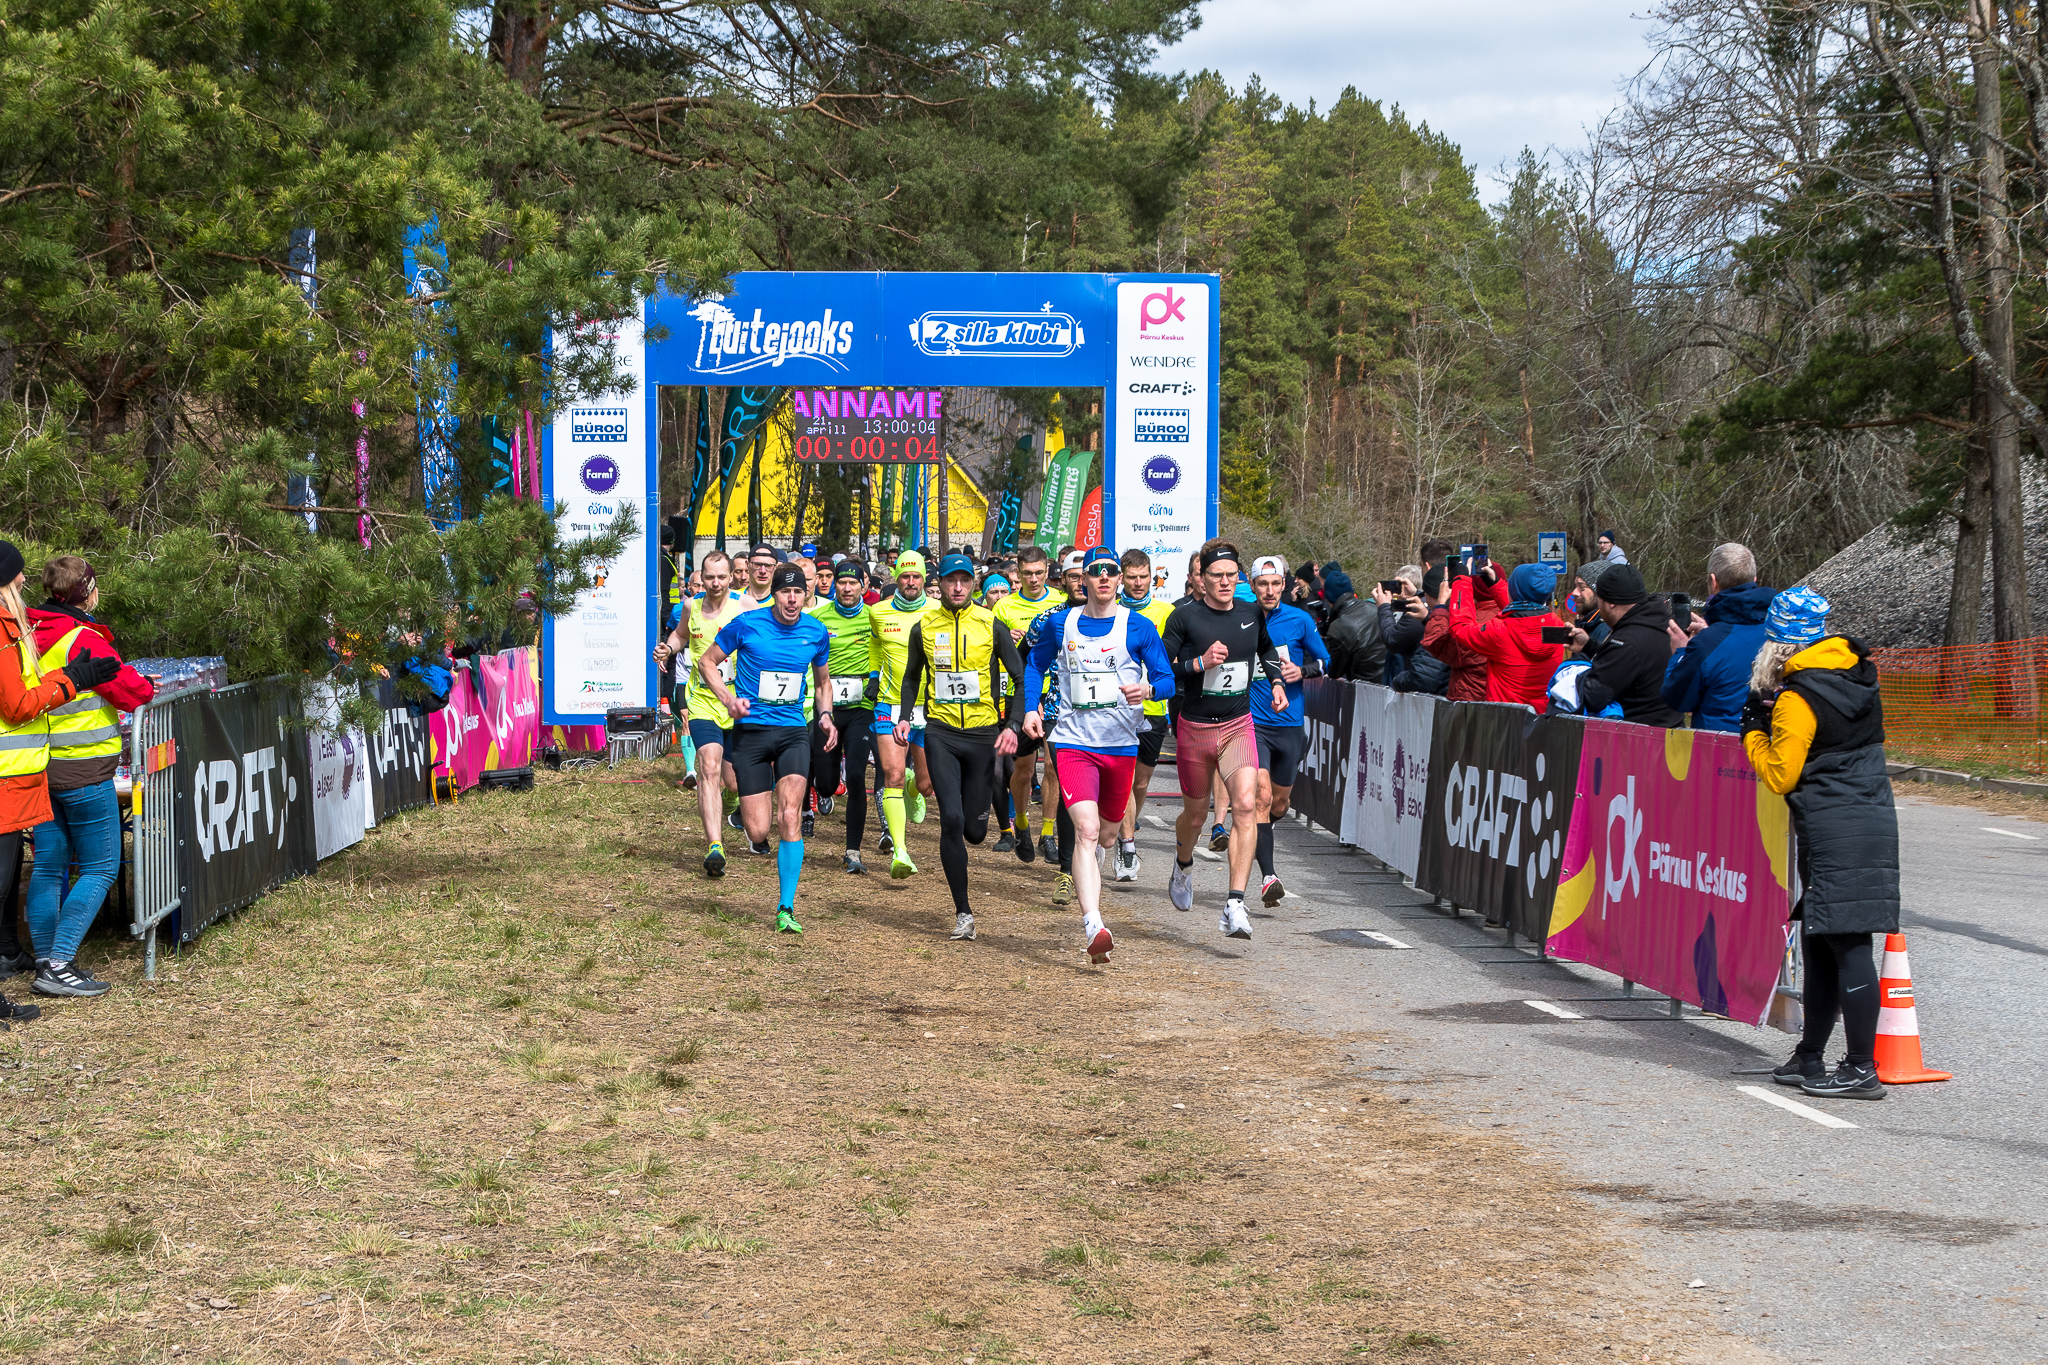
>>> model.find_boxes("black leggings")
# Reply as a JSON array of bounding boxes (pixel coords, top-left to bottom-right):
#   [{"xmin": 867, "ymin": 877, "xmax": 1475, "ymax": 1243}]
[
  {"xmin": 1799, "ymin": 931, "xmax": 1880, "ymax": 1068},
  {"xmin": 0, "ymin": 831, "xmax": 23, "ymax": 958},
  {"xmin": 924, "ymin": 724, "xmax": 997, "ymax": 915},
  {"xmin": 810, "ymin": 709, "xmax": 873, "ymax": 850}
]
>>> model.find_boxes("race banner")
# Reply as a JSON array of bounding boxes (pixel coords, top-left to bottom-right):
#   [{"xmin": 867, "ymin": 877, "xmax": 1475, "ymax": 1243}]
[
  {"xmin": 305, "ymin": 684, "xmax": 371, "ymax": 860},
  {"xmin": 472, "ymin": 647, "xmax": 541, "ymax": 771},
  {"xmin": 1545, "ymin": 721, "xmax": 1794, "ymax": 1025},
  {"xmin": 431, "ymin": 663, "xmax": 487, "ymax": 793},
  {"xmin": 366, "ymin": 680, "xmax": 433, "ymax": 820},
  {"xmin": 1415, "ymin": 703, "xmax": 1583, "ymax": 941},
  {"xmin": 1348, "ymin": 684, "xmax": 1440, "ymax": 878},
  {"xmin": 171, "ymin": 681, "xmax": 318, "ymax": 940},
  {"xmin": 1292, "ymin": 678, "xmax": 1356, "ymax": 837}
]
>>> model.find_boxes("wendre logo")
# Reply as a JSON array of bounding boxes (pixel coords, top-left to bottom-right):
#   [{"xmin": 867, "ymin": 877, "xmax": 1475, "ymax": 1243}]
[
  {"xmin": 909, "ymin": 303, "xmax": 1084, "ymax": 358},
  {"xmin": 690, "ymin": 297, "xmax": 855, "ymax": 376}
]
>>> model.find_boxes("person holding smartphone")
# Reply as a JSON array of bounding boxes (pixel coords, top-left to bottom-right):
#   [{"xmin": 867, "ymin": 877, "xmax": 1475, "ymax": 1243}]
[{"xmin": 1446, "ymin": 561, "xmax": 1567, "ymax": 708}]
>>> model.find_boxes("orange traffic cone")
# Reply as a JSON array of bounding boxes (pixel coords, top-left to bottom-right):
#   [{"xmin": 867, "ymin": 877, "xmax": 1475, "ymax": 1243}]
[{"xmin": 1873, "ymin": 932, "xmax": 1952, "ymax": 1084}]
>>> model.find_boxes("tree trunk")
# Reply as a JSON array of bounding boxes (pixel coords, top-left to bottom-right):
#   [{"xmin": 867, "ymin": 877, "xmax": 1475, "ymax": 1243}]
[
  {"xmin": 488, "ymin": 0, "xmax": 554, "ymax": 96},
  {"xmin": 791, "ymin": 459, "xmax": 814, "ymax": 550},
  {"xmin": 1946, "ymin": 377, "xmax": 1993, "ymax": 653}
]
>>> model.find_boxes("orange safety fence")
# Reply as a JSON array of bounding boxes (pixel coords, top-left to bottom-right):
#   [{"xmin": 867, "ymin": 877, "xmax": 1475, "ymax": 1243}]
[{"xmin": 1872, "ymin": 637, "xmax": 2048, "ymax": 775}]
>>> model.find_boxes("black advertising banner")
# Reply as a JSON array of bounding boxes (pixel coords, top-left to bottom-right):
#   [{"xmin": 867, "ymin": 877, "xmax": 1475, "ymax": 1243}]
[
  {"xmin": 1293, "ymin": 678, "xmax": 1356, "ymax": 836},
  {"xmin": 1415, "ymin": 703, "xmax": 1585, "ymax": 940},
  {"xmin": 171, "ymin": 682, "xmax": 318, "ymax": 941},
  {"xmin": 366, "ymin": 680, "xmax": 432, "ymax": 820}
]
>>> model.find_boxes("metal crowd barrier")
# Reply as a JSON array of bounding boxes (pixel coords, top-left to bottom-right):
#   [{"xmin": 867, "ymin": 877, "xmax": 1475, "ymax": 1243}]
[{"xmin": 127, "ymin": 690, "xmax": 191, "ymax": 979}]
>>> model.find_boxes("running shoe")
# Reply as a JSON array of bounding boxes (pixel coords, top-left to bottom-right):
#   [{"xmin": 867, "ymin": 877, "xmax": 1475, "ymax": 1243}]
[
  {"xmin": 843, "ymin": 850, "xmax": 866, "ymax": 875},
  {"xmin": 681, "ymin": 770, "xmax": 698, "ymax": 791},
  {"xmin": 1260, "ymin": 873, "xmax": 1285, "ymax": 907},
  {"xmin": 1113, "ymin": 842, "xmax": 1140, "ymax": 882},
  {"xmin": 0, "ymin": 949, "xmax": 33, "ymax": 979},
  {"xmin": 1015, "ymin": 831, "xmax": 1037, "ymax": 864},
  {"xmin": 775, "ymin": 908, "xmax": 804, "ymax": 935},
  {"xmin": 1221, "ymin": 896, "xmax": 1253, "ymax": 941},
  {"xmin": 950, "ymin": 912, "xmax": 977, "ymax": 941},
  {"xmin": 818, "ymin": 795, "xmax": 835, "ymax": 816},
  {"xmin": 909, "ymin": 790, "xmax": 927, "ymax": 824},
  {"xmin": 891, "ymin": 850, "xmax": 919, "ymax": 880},
  {"xmin": 802, "ymin": 809, "xmax": 816, "ymax": 839},
  {"xmin": 703, "ymin": 843, "xmax": 727, "ymax": 878},
  {"xmin": 994, "ymin": 830, "xmax": 1017, "ymax": 855},
  {"xmin": 727, "ymin": 808, "xmax": 745, "ymax": 831},
  {"xmin": 1771, "ymin": 1050, "xmax": 1824, "ymax": 1088},
  {"xmin": 1084, "ymin": 914, "xmax": 1113, "ymax": 964},
  {"xmin": 1053, "ymin": 872, "xmax": 1074, "ymax": 904},
  {"xmin": 1168, "ymin": 859, "xmax": 1195, "ymax": 912},
  {"xmin": 32, "ymin": 962, "xmax": 110, "ymax": 998},
  {"xmin": 0, "ymin": 991, "xmax": 40, "ymax": 1027},
  {"xmin": 1208, "ymin": 823, "xmax": 1229, "ymax": 853},
  {"xmin": 878, "ymin": 831, "xmax": 895, "ymax": 858},
  {"xmin": 1037, "ymin": 834, "xmax": 1057, "ymax": 864},
  {"xmin": 748, "ymin": 838, "xmax": 772, "ymax": 856},
  {"xmin": 1800, "ymin": 1061, "xmax": 1885, "ymax": 1100}
]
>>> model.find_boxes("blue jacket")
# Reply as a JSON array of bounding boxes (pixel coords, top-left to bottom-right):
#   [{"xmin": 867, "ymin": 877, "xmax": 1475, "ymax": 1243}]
[{"xmin": 1661, "ymin": 580, "xmax": 1774, "ymax": 732}]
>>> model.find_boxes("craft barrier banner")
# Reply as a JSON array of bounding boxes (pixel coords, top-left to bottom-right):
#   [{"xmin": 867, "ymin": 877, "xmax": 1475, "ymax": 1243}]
[
  {"xmin": 170, "ymin": 681, "xmax": 318, "ymax": 941},
  {"xmin": 1292, "ymin": 678, "xmax": 1356, "ymax": 837},
  {"xmin": 306, "ymin": 684, "xmax": 371, "ymax": 860},
  {"xmin": 366, "ymin": 681, "xmax": 432, "ymax": 819},
  {"xmin": 1347, "ymin": 684, "xmax": 1441, "ymax": 878},
  {"xmin": 1545, "ymin": 721, "xmax": 1794, "ymax": 1025},
  {"xmin": 1415, "ymin": 703, "xmax": 1583, "ymax": 942}
]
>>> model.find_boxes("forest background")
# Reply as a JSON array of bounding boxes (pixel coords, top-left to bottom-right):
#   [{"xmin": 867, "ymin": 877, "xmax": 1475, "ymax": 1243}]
[{"xmin": 3, "ymin": 0, "xmax": 2042, "ymax": 681}]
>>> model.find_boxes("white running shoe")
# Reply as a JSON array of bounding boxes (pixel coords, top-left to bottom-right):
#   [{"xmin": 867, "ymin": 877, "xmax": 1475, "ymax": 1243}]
[
  {"xmin": 1221, "ymin": 897, "xmax": 1253, "ymax": 940},
  {"xmin": 1260, "ymin": 873, "xmax": 1284, "ymax": 906},
  {"xmin": 1084, "ymin": 914, "xmax": 1113, "ymax": 963},
  {"xmin": 950, "ymin": 912, "xmax": 976, "ymax": 941},
  {"xmin": 1114, "ymin": 843, "xmax": 1140, "ymax": 881},
  {"xmin": 1167, "ymin": 860, "xmax": 1195, "ymax": 912}
]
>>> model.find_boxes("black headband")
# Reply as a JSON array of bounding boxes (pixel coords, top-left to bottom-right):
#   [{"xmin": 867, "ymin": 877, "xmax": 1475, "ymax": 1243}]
[{"xmin": 1199, "ymin": 545, "xmax": 1240, "ymax": 572}]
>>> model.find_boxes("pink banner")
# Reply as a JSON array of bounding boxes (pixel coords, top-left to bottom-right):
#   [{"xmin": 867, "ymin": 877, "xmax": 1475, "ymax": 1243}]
[
  {"xmin": 430, "ymin": 668, "xmax": 487, "ymax": 792},
  {"xmin": 474, "ymin": 649, "xmax": 540, "ymax": 771},
  {"xmin": 1545, "ymin": 721, "xmax": 1794, "ymax": 1025}
]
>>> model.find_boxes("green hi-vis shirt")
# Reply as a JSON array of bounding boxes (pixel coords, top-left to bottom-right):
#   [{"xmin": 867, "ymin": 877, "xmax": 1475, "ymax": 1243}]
[{"xmin": 806, "ymin": 598, "xmax": 877, "ymax": 711}]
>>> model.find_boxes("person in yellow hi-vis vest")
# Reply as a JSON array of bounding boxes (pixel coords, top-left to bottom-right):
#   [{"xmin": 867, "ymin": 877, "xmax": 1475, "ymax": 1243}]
[
  {"xmin": 25, "ymin": 555, "xmax": 153, "ymax": 1000},
  {"xmin": 0, "ymin": 543, "xmax": 119, "ymax": 1022}
]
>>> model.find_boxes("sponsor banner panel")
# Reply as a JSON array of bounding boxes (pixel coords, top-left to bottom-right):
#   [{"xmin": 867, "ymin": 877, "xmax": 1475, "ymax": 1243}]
[
  {"xmin": 1348, "ymin": 684, "xmax": 1440, "ymax": 878},
  {"xmin": 306, "ymin": 684, "xmax": 371, "ymax": 860},
  {"xmin": 366, "ymin": 680, "xmax": 433, "ymax": 820},
  {"xmin": 1416, "ymin": 704, "xmax": 1583, "ymax": 941},
  {"xmin": 432, "ymin": 664, "xmax": 488, "ymax": 793},
  {"xmin": 171, "ymin": 682, "xmax": 317, "ymax": 941},
  {"xmin": 1291, "ymin": 679, "xmax": 1355, "ymax": 837},
  {"xmin": 1113, "ymin": 279, "xmax": 1212, "ymax": 576},
  {"xmin": 1546, "ymin": 722, "xmax": 1794, "ymax": 1025}
]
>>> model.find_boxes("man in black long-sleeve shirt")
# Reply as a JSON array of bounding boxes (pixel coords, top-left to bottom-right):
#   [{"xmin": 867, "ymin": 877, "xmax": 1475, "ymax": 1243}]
[{"xmin": 1160, "ymin": 542, "xmax": 1287, "ymax": 940}]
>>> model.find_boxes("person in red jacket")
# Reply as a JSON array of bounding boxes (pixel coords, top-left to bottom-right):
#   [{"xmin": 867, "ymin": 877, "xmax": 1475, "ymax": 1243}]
[
  {"xmin": 1448, "ymin": 562, "xmax": 1567, "ymax": 707},
  {"xmin": 23, "ymin": 555, "xmax": 154, "ymax": 999},
  {"xmin": 1419, "ymin": 564, "xmax": 1493, "ymax": 701}
]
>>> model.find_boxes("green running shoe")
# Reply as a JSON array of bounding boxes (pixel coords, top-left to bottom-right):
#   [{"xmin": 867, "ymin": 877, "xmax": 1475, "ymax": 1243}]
[
  {"xmin": 776, "ymin": 907, "xmax": 803, "ymax": 935},
  {"xmin": 909, "ymin": 789, "xmax": 927, "ymax": 824},
  {"xmin": 890, "ymin": 851, "xmax": 919, "ymax": 880}
]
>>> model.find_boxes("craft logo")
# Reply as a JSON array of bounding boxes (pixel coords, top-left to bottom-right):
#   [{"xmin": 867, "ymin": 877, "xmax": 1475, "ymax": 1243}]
[
  {"xmin": 909, "ymin": 305, "xmax": 1084, "ymax": 359},
  {"xmin": 1141, "ymin": 454, "xmax": 1181, "ymax": 493},
  {"xmin": 1138, "ymin": 287, "xmax": 1187, "ymax": 333},
  {"xmin": 1440, "ymin": 750, "xmax": 1566, "ymax": 898},
  {"xmin": 691, "ymin": 297, "xmax": 855, "ymax": 376},
  {"xmin": 570, "ymin": 408, "xmax": 628, "ymax": 444},
  {"xmin": 579, "ymin": 455, "xmax": 620, "ymax": 495},
  {"xmin": 1134, "ymin": 409, "xmax": 1190, "ymax": 444},
  {"xmin": 193, "ymin": 746, "xmax": 297, "ymax": 861}
]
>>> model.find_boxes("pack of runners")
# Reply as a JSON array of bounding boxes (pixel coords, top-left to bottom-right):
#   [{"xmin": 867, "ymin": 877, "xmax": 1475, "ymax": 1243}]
[{"xmin": 655, "ymin": 538, "xmax": 1325, "ymax": 963}]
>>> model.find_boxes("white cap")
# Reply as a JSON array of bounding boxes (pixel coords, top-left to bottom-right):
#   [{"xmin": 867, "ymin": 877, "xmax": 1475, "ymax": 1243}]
[
  {"xmin": 1250, "ymin": 555, "xmax": 1287, "ymax": 580},
  {"xmin": 1061, "ymin": 551, "xmax": 1084, "ymax": 571}
]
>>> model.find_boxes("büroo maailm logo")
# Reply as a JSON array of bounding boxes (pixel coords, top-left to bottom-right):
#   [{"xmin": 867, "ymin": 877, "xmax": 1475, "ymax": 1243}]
[{"xmin": 909, "ymin": 304, "xmax": 1083, "ymax": 358}]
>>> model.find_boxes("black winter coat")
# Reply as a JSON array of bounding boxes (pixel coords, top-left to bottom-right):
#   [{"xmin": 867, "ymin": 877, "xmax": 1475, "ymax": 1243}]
[
  {"xmin": 1322, "ymin": 593, "xmax": 1387, "ymax": 683},
  {"xmin": 1576, "ymin": 599, "xmax": 1680, "ymax": 727},
  {"xmin": 1778, "ymin": 642, "xmax": 1900, "ymax": 936}
]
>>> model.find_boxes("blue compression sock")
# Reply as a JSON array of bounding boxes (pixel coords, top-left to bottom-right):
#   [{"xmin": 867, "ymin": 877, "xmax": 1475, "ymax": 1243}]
[{"xmin": 777, "ymin": 837, "xmax": 804, "ymax": 908}]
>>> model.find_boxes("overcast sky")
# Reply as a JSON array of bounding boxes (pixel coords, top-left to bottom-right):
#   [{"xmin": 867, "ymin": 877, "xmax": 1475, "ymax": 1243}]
[{"xmin": 1153, "ymin": 0, "xmax": 1653, "ymax": 202}]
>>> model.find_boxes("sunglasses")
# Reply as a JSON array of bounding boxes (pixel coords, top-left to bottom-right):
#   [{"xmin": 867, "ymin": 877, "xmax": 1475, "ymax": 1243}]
[{"xmin": 1085, "ymin": 564, "xmax": 1118, "ymax": 577}]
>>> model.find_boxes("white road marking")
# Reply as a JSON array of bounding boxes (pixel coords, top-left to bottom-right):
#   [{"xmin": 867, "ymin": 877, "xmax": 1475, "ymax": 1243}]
[
  {"xmin": 1524, "ymin": 999, "xmax": 1582, "ymax": 1020},
  {"xmin": 1361, "ymin": 930, "xmax": 1412, "ymax": 949},
  {"xmin": 1980, "ymin": 826, "xmax": 2040, "ymax": 840},
  {"xmin": 1736, "ymin": 1084, "xmax": 1859, "ymax": 1129},
  {"xmin": 1194, "ymin": 847, "xmax": 1222, "ymax": 862},
  {"xmin": 1144, "ymin": 814, "xmax": 1172, "ymax": 831}
]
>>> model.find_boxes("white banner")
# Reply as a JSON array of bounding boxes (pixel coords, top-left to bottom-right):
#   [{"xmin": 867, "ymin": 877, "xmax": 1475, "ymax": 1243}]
[
  {"xmin": 1347, "ymin": 684, "xmax": 1440, "ymax": 879},
  {"xmin": 306, "ymin": 684, "xmax": 371, "ymax": 860},
  {"xmin": 547, "ymin": 305, "xmax": 652, "ymax": 721},
  {"xmin": 1113, "ymin": 280, "xmax": 1211, "ymax": 577}
]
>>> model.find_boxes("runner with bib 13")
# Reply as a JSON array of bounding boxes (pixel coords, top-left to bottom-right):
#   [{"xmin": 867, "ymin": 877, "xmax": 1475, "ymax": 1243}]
[{"xmin": 1160, "ymin": 541, "xmax": 1288, "ymax": 941}]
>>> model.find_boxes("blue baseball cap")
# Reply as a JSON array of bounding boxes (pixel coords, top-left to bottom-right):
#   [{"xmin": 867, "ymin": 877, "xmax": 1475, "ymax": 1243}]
[
  {"xmin": 936, "ymin": 552, "xmax": 976, "ymax": 579},
  {"xmin": 1081, "ymin": 545, "xmax": 1119, "ymax": 572}
]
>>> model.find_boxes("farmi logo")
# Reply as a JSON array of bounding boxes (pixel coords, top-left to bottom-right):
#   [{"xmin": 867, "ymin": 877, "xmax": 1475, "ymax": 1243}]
[{"xmin": 571, "ymin": 408, "xmax": 627, "ymax": 443}]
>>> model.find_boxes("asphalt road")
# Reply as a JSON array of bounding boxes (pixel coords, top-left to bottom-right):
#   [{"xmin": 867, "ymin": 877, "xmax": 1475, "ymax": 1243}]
[{"xmin": 1096, "ymin": 785, "xmax": 2048, "ymax": 1364}]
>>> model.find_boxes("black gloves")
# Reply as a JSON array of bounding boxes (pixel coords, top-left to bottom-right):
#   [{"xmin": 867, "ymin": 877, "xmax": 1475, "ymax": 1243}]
[
  {"xmin": 1739, "ymin": 691, "xmax": 1773, "ymax": 738},
  {"xmin": 863, "ymin": 674, "xmax": 880, "ymax": 705},
  {"xmin": 63, "ymin": 650, "xmax": 119, "ymax": 692}
]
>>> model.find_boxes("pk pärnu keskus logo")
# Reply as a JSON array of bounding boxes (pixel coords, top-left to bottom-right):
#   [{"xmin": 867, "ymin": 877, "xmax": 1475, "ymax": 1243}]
[{"xmin": 909, "ymin": 303, "xmax": 1084, "ymax": 358}]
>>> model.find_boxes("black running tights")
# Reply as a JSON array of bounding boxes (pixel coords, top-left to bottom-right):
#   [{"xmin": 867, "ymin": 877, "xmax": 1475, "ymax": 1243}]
[
  {"xmin": 924, "ymin": 725, "xmax": 995, "ymax": 916},
  {"xmin": 810, "ymin": 708, "xmax": 873, "ymax": 849},
  {"xmin": 1799, "ymin": 930, "xmax": 1880, "ymax": 1068}
]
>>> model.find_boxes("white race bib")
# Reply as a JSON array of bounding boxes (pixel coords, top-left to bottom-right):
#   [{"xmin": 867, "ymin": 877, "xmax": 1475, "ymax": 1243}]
[
  {"xmin": 1203, "ymin": 660, "xmax": 1249, "ymax": 696},
  {"xmin": 933, "ymin": 670, "xmax": 981, "ymax": 703},
  {"xmin": 904, "ymin": 705, "xmax": 926, "ymax": 728},
  {"xmin": 831, "ymin": 676, "xmax": 865, "ymax": 705},
  {"xmin": 755, "ymin": 669, "xmax": 802, "ymax": 703},
  {"xmin": 719, "ymin": 656, "xmax": 737, "ymax": 684},
  {"xmin": 1253, "ymin": 644, "xmax": 1290, "ymax": 683},
  {"xmin": 1063, "ymin": 669, "xmax": 1120, "ymax": 711}
]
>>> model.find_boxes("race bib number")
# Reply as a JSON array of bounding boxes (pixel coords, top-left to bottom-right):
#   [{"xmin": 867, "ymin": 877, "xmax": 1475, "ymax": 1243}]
[
  {"xmin": 1063, "ymin": 669, "xmax": 1120, "ymax": 710},
  {"xmin": 934, "ymin": 670, "xmax": 981, "ymax": 703},
  {"xmin": 674, "ymin": 655, "xmax": 689, "ymax": 684},
  {"xmin": 903, "ymin": 705, "xmax": 926, "ymax": 728},
  {"xmin": 1253, "ymin": 644, "xmax": 1290, "ymax": 683},
  {"xmin": 1203, "ymin": 661, "xmax": 1249, "ymax": 697},
  {"xmin": 831, "ymin": 676, "xmax": 865, "ymax": 705},
  {"xmin": 718, "ymin": 656, "xmax": 737, "ymax": 684},
  {"xmin": 755, "ymin": 669, "xmax": 802, "ymax": 703}
]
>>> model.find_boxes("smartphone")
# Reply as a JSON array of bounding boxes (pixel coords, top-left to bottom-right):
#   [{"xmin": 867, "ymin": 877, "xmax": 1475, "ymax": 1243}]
[
  {"xmin": 1541, "ymin": 625, "xmax": 1574, "ymax": 644},
  {"xmin": 1472, "ymin": 542, "xmax": 1490, "ymax": 570},
  {"xmin": 1378, "ymin": 579, "xmax": 1403, "ymax": 595},
  {"xmin": 1669, "ymin": 591, "xmax": 1693, "ymax": 631}
]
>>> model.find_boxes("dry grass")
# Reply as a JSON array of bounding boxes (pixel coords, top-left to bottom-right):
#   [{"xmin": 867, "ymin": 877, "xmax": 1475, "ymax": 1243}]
[{"xmin": 0, "ymin": 756, "xmax": 1758, "ymax": 1363}]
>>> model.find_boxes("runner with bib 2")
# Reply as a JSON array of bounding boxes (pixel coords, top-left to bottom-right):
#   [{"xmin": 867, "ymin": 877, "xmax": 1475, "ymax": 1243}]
[{"xmin": 895, "ymin": 554, "xmax": 1026, "ymax": 942}]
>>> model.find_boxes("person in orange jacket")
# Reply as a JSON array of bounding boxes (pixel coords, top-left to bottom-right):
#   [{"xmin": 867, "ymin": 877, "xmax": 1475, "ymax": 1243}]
[
  {"xmin": 0, "ymin": 542, "xmax": 119, "ymax": 1027},
  {"xmin": 1447, "ymin": 562, "xmax": 1567, "ymax": 708}
]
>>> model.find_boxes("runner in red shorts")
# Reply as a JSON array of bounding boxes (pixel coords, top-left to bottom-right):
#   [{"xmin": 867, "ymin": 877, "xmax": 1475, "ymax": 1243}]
[
  {"xmin": 1160, "ymin": 542, "xmax": 1288, "ymax": 940},
  {"xmin": 1022, "ymin": 546, "xmax": 1175, "ymax": 963}
]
